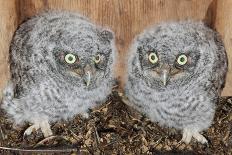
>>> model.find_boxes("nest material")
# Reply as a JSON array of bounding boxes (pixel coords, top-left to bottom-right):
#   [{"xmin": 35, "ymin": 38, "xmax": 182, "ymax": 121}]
[{"xmin": 0, "ymin": 88, "xmax": 231, "ymax": 155}]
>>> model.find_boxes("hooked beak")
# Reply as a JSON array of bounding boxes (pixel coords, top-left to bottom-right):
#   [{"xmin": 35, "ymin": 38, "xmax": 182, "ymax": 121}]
[
  {"xmin": 161, "ymin": 69, "xmax": 169, "ymax": 86},
  {"xmin": 84, "ymin": 71, "xmax": 91, "ymax": 87},
  {"xmin": 83, "ymin": 64, "xmax": 93, "ymax": 87},
  {"xmin": 157, "ymin": 64, "xmax": 171, "ymax": 86}
]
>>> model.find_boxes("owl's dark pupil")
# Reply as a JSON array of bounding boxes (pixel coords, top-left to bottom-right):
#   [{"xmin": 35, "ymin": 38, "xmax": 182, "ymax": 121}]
[
  {"xmin": 68, "ymin": 56, "xmax": 73, "ymax": 61},
  {"xmin": 151, "ymin": 55, "xmax": 156, "ymax": 60},
  {"xmin": 96, "ymin": 56, "xmax": 100, "ymax": 60},
  {"xmin": 180, "ymin": 57, "xmax": 185, "ymax": 62}
]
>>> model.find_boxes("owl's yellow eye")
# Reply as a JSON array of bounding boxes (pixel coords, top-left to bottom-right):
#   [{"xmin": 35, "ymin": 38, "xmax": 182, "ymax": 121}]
[
  {"xmin": 94, "ymin": 54, "xmax": 101, "ymax": 64},
  {"xmin": 177, "ymin": 54, "xmax": 188, "ymax": 65},
  {"xmin": 65, "ymin": 53, "xmax": 76, "ymax": 64},
  {"xmin": 148, "ymin": 52, "xmax": 158, "ymax": 64}
]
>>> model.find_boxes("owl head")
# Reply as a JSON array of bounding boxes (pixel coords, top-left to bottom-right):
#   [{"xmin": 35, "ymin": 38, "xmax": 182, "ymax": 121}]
[
  {"xmin": 19, "ymin": 11, "xmax": 116, "ymax": 91},
  {"xmin": 127, "ymin": 21, "xmax": 225, "ymax": 91},
  {"xmin": 54, "ymin": 29, "xmax": 114, "ymax": 90}
]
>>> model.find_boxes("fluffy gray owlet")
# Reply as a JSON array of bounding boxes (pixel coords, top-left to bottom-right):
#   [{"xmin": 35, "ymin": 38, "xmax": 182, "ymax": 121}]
[
  {"xmin": 125, "ymin": 21, "xmax": 228, "ymax": 144},
  {"xmin": 1, "ymin": 11, "xmax": 116, "ymax": 137}
]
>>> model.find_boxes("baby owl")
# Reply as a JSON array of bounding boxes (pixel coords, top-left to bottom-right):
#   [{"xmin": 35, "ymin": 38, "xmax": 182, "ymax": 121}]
[
  {"xmin": 1, "ymin": 11, "xmax": 116, "ymax": 137},
  {"xmin": 125, "ymin": 21, "xmax": 228, "ymax": 144}
]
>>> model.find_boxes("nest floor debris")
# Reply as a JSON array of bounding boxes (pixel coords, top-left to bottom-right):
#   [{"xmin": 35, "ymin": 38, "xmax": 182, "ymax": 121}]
[{"xmin": 0, "ymin": 89, "xmax": 231, "ymax": 155}]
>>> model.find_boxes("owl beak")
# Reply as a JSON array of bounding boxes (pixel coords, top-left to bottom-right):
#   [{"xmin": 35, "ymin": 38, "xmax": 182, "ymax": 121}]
[
  {"xmin": 84, "ymin": 71, "xmax": 91, "ymax": 87},
  {"xmin": 83, "ymin": 65, "xmax": 92, "ymax": 87},
  {"xmin": 161, "ymin": 70, "xmax": 169, "ymax": 86},
  {"xmin": 159, "ymin": 64, "xmax": 171, "ymax": 86}
]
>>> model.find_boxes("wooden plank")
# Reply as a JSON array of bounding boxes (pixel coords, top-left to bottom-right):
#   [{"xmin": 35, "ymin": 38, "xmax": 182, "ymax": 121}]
[
  {"xmin": 0, "ymin": 0, "xmax": 18, "ymax": 99},
  {"xmin": 215, "ymin": 0, "xmax": 232, "ymax": 96},
  {"xmin": 1, "ymin": 0, "xmax": 231, "ymax": 96}
]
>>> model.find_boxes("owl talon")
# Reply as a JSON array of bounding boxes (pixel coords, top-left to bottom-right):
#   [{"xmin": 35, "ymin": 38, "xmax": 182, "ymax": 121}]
[
  {"xmin": 193, "ymin": 132, "xmax": 208, "ymax": 144},
  {"xmin": 181, "ymin": 129, "xmax": 192, "ymax": 144},
  {"xmin": 82, "ymin": 112, "xmax": 89, "ymax": 119},
  {"xmin": 24, "ymin": 124, "xmax": 40, "ymax": 136},
  {"xmin": 181, "ymin": 128, "xmax": 208, "ymax": 144},
  {"xmin": 24, "ymin": 121, "xmax": 53, "ymax": 137}
]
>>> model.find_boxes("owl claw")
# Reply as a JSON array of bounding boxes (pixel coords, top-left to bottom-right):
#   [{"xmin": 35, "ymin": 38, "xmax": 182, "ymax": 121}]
[
  {"xmin": 181, "ymin": 128, "xmax": 192, "ymax": 144},
  {"xmin": 181, "ymin": 128, "xmax": 208, "ymax": 144},
  {"xmin": 82, "ymin": 112, "xmax": 89, "ymax": 119},
  {"xmin": 192, "ymin": 132, "xmax": 208, "ymax": 144},
  {"xmin": 24, "ymin": 120, "xmax": 53, "ymax": 137},
  {"xmin": 24, "ymin": 124, "xmax": 40, "ymax": 136}
]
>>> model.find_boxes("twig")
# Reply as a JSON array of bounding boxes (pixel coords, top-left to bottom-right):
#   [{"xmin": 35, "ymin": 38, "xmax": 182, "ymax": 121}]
[
  {"xmin": 69, "ymin": 129, "xmax": 80, "ymax": 140},
  {"xmin": 153, "ymin": 137, "xmax": 163, "ymax": 147},
  {"xmin": 175, "ymin": 140, "xmax": 184, "ymax": 149},
  {"xmin": 33, "ymin": 135, "xmax": 58, "ymax": 148},
  {"xmin": 103, "ymin": 140, "xmax": 117, "ymax": 148},
  {"xmin": 0, "ymin": 146, "xmax": 78, "ymax": 153},
  {"xmin": 93, "ymin": 126, "xmax": 100, "ymax": 146},
  {"xmin": 112, "ymin": 84, "xmax": 119, "ymax": 89},
  {"xmin": 98, "ymin": 101, "xmax": 112, "ymax": 111},
  {"xmin": 0, "ymin": 126, "xmax": 5, "ymax": 140}
]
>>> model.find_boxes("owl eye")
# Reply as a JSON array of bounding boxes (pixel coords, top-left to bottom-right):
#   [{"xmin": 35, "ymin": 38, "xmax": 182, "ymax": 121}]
[
  {"xmin": 148, "ymin": 52, "xmax": 158, "ymax": 64},
  {"xmin": 65, "ymin": 53, "xmax": 76, "ymax": 64},
  {"xmin": 94, "ymin": 54, "xmax": 101, "ymax": 64},
  {"xmin": 177, "ymin": 54, "xmax": 188, "ymax": 65}
]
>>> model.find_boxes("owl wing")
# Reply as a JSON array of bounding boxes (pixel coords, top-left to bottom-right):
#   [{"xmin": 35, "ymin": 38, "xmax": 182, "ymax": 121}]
[{"xmin": 211, "ymin": 32, "xmax": 228, "ymax": 95}]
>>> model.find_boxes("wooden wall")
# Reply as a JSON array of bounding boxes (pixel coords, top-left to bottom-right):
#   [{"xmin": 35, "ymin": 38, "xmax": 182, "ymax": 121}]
[
  {"xmin": 215, "ymin": 0, "xmax": 232, "ymax": 95},
  {"xmin": 0, "ymin": 0, "xmax": 18, "ymax": 99},
  {"xmin": 0, "ymin": 0, "xmax": 231, "ymax": 96}
]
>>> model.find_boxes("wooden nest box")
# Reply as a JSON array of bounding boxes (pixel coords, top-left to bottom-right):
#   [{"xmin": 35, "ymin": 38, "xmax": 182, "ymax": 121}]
[{"xmin": 0, "ymin": 0, "xmax": 231, "ymax": 96}]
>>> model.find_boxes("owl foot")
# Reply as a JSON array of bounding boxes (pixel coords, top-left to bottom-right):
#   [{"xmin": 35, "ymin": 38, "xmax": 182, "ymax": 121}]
[
  {"xmin": 24, "ymin": 120, "xmax": 53, "ymax": 137},
  {"xmin": 82, "ymin": 112, "xmax": 89, "ymax": 119},
  {"xmin": 181, "ymin": 128, "xmax": 208, "ymax": 144}
]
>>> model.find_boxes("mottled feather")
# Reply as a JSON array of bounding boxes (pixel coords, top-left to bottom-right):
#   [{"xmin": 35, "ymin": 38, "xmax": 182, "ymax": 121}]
[
  {"xmin": 1, "ymin": 11, "xmax": 116, "ymax": 135},
  {"xmin": 125, "ymin": 21, "xmax": 228, "ymax": 143}
]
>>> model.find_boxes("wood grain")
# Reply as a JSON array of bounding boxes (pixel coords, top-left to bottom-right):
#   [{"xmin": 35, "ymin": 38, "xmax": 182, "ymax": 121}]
[
  {"xmin": 0, "ymin": 0, "xmax": 18, "ymax": 98},
  {"xmin": 215, "ymin": 0, "xmax": 232, "ymax": 95},
  {"xmin": 0, "ymin": 0, "xmax": 231, "ymax": 96}
]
